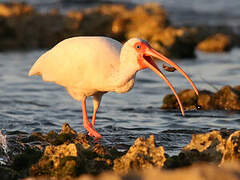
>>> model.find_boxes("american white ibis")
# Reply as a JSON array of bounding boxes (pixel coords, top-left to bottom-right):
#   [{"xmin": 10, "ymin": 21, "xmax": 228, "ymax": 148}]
[{"xmin": 29, "ymin": 36, "xmax": 198, "ymax": 138}]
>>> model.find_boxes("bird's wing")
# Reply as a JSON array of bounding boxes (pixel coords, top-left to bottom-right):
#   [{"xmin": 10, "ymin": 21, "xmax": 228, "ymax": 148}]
[{"xmin": 28, "ymin": 37, "xmax": 122, "ymax": 89}]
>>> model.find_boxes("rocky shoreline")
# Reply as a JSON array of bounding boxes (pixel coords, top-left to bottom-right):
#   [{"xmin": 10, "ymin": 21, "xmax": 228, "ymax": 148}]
[
  {"xmin": 0, "ymin": 2, "xmax": 239, "ymax": 58},
  {"xmin": 162, "ymin": 85, "xmax": 240, "ymax": 111},
  {"xmin": 0, "ymin": 82, "xmax": 240, "ymax": 179},
  {"xmin": 0, "ymin": 123, "xmax": 240, "ymax": 180}
]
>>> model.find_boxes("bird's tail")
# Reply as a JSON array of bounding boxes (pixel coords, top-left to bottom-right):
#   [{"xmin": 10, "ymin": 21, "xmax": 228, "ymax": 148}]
[
  {"xmin": 28, "ymin": 61, "xmax": 41, "ymax": 76},
  {"xmin": 28, "ymin": 52, "xmax": 46, "ymax": 76}
]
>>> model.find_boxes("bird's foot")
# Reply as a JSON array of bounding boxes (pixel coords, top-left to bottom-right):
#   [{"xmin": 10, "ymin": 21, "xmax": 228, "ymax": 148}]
[
  {"xmin": 87, "ymin": 129, "xmax": 102, "ymax": 139},
  {"xmin": 83, "ymin": 122, "xmax": 102, "ymax": 138}
]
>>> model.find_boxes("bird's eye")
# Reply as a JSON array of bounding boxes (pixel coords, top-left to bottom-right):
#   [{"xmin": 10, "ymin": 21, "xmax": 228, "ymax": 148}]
[{"xmin": 136, "ymin": 44, "xmax": 141, "ymax": 49}]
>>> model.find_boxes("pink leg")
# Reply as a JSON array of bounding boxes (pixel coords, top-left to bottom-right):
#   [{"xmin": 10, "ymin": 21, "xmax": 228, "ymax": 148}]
[
  {"xmin": 81, "ymin": 99, "xmax": 102, "ymax": 138},
  {"xmin": 92, "ymin": 108, "xmax": 97, "ymax": 128},
  {"xmin": 92, "ymin": 94, "xmax": 102, "ymax": 128}
]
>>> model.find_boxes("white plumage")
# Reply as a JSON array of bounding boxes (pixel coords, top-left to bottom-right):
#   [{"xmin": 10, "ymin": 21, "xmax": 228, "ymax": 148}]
[{"xmin": 29, "ymin": 36, "xmax": 198, "ymax": 138}]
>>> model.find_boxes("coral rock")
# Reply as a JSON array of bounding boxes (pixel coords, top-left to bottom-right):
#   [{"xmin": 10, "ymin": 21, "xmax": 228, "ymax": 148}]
[
  {"xmin": 180, "ymin": 129, "xmax": 240, "ymax": 166},
  {"xmin": 44, "ymin": 143, "xmax": 78, "ymax": 168},
  {"xmin": 197, "ymin": 33, "xmax": 232, "ymax": 52},
  {"xmin": 162, "ymin": 89, "xmax": 198, "ymax": 110},
  {"xmin": 182, "ymin": 131, "xmax": 226, "ymax": 164},
  {"xmin": 60, "ymin": 123, "xmax": 77, "ymax": 136},
  {"xmin": 30, "ymin": 143, "xmax": 82, "ymax": 177},
  {"xmin": 0, "ymin": 2, "xmax": 33, "ymax": 17},
  {"xmin": 162, "ymin": 85, "xmax": 240, "ymax": 111},
  {"xmin": 125, "ymin": 3, "xmax": 169, "ymax": 40},
  {"xmin": 221, "ymin": 131, "xmax": 240, "ymax": 165},
  {"xmin": 197, "ymin": 90, "xmax": 215, "ymax": 110},
  {"xmin": 150, "ymin": 27, "xmax": 198, "ymax": 58},
  {"xmin": 113, "ymin": 135, "xmax": 166, "ymax": 174},
  {"xmin": 214, "ymin": 85, "xmax": 240, "ymax": 110}
]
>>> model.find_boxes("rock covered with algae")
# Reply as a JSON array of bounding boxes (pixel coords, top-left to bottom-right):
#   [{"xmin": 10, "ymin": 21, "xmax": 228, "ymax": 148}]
[
  {"xmin": 197, "ymin": 33, "xmax": 232, "ymax": 52},
  {"xmin": 0, "ymin": 2, "xmax": 238, "ymax": 56},
  {"xmin": 29, "ymin": 123, "xmax": 118, "ymax": 177},
  {"xmin": 113, "ymin": 135, "xmax": 166, "ymax": 174},
  {"xmin": 179, "ymin": 129, "xmax": 240, "ymax": 166},
  {"xmin": 162, "ymin": 85, "xmax": 240, "ymax": 111},
  {"xmin": 30, "ymin": 125, "xmax": 166, "ymax": 177},
  {"xmin": 0, "ymin": 2, "xmax": 33, "ymax": 17},
  {"xmin": 2, "ymin": 123, "xmax": 240, "ymax": 180},
  {"xmin": 181, "ymin": 130, "xmax": 227, "ymax": 165}
]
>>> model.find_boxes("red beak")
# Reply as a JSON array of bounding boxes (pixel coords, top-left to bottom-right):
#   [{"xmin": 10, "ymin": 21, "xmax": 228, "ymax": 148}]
[{"xmin": 142, "ymin": 47, "xmax": 199, "ymax": 116}]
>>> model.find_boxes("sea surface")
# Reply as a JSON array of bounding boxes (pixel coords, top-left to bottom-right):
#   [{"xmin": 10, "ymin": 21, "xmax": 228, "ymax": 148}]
[{"xmin": 0, "ymin": 48, "xmax": 240, "ymax": 155}]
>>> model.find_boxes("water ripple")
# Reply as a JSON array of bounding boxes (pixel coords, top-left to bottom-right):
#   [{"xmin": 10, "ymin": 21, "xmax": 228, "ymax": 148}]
[{"xmin": 0, "ymin": 49, "xmax": 240, "ymax": 155}]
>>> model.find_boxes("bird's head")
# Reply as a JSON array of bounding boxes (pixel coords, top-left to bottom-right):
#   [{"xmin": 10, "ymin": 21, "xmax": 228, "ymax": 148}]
[{"xmin": 122, "ymin": 38, "xmax": 199, "ymax": 116}]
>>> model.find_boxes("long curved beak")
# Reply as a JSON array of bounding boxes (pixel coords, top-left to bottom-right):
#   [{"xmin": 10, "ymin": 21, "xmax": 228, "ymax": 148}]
[{"xmin": 143, "ymin": 48, "xmax": 199, "ymax": 116}]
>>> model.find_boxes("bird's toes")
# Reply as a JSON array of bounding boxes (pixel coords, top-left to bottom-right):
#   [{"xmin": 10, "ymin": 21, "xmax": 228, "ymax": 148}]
[
  {"xmin": 88, "ymin": 132, "xmax": 93, "ymax": 136},
  {"xmin": 88, "ymin": 129, "xmax": 102, "ymax": 139},
  {"xmin": 94, "ymin": 133, "xmax": 102, "ymax": 139}
]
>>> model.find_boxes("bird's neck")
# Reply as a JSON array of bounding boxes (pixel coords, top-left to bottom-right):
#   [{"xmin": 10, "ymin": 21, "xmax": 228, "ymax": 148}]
[{"xmin": 110, "ymin": 53, "xmax": 138, "ymax": 93}]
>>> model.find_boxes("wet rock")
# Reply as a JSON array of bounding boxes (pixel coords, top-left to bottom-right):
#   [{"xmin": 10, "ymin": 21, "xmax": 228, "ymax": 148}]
[
  {"xmin": 29, "ymin": 141, "xmax": 115, "ymax": 177},
  {"xmin": 214, "ymin": 85, "xmax": 240, "ymax": 110},
  {"xmin": 30, "ymin": 143, "xmax": 83, "ymax": 177},
  {"xmin": 125, "ymin": 3, "xmax": 169, "ymax": 40},
  {"xmin": 111, "ymin": 3, "xmax": 169, "ymax": 39},
  {"xmin": 178, "ymin": 129, "xmax": 240, "ymax": 166},
  {"xmin": 5, "ymin": 124, "xmax": 240, "ymax": 180},
  {"xmin": 11, "ymin": 147, "xmax": 42, "ymax": 178},
  {"xmin": 163, "ymin": 154, "xmax": 191, "ymax": 169},
  {"xmin": 161, "ymin": 89, "xmax": 199, "ymax": 111},
  {"xmin": 60, "ymin": 123, "xmax": 78, "ymax": 138},
  {"xmin": 82, "ymin": 3, "xmax": 169, "ymax": 41},
  {"xmin": 221, "ymin": 131, "xmax": 240, "ymax": 165},
  {"xmin": 197, "ymin": 90, "xmax": 215, "ymax": 110},
  {"xmin": 0, "ymin": 1, "xmax": 239, "ymax": 58},
  {"xmin": 0, "ymin": 2, "xmax": 33, "ymax": 17},
  {"xmin": 162, "ymin": 85, "xmax": 240, "ymax": 111},
  {"xmin": 77, "ymin": 9, "xmax": 114, "ymax": 37},
  {"xmin": 0, "ymin": 13, "xmax": 79, "ymax": 50},
  {"xmin": 113, "ymin": 135, "xmax": 166, "ymax": 174},
  {"xmin": 197, "ymin": 33, "xmax": 232, "ymax": 52},
  {"xmin": 0, "ymin": 131, "xmax": 45, "ymax": 179},
  {"xmin": 66, "ymin": 11, "xmax": 83, "ymax": 21},
  {"xmin": 0, "ymin": 2, "xmax": 128, "ymax": 50},
  {"xmin": 26, "ymin": 124, "xmax": 79, "ymax": 146},
  {"xmin": 75, "ymin": 3, "xmax": 195, "ymax": 58},
  {"xmin": 181, "ymin": 130, "xmax": 226, "ymax": 164},
  {"xmin": 97, "ymin": 4, "xmax": 129, "ymax": 16},
  {"xmin": 193, "ymin": 25, "xmax": 240, "ymax": 47},
  {"xmin": 0, "ymin": 167, "xmax": 18, "ymax": 180},
  {"xmin": 29, "ymin": 123, "xmax": 120, "ymax": 177},
  {"xmin": 150, "ymin": 27, "xmax": 198, "ymax": 58},
  {"xmin": 234, "ymin": 85, "xmax": 240, "ymax": 91}
]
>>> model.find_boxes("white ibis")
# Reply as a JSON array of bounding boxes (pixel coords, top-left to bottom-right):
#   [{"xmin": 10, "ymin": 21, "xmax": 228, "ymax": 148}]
[{"xmin": 29, "ymin": 36, "xmax": 198, "ymax": 138}]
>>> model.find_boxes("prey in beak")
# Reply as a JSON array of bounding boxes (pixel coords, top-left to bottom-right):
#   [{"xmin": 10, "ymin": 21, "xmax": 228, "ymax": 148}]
[
  {"xmin": 134, "ymin": 40, "xmax": 199, "ymax": 116},
  {"xmin": 162, "ymin": 64, "xmax": 176, "ymax": 72}
]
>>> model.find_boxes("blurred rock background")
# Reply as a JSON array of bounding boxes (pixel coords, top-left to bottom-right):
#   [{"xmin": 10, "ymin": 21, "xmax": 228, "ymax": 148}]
[{"xmin": 0, "ymin": 0, "xmax": 239, "ymax": 58}]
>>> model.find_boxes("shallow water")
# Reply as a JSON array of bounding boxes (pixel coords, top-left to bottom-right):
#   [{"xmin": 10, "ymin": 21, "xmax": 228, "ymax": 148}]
[{"xmin": 0, "ymin": 48, "xmax": 240, "ymax": 155}]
